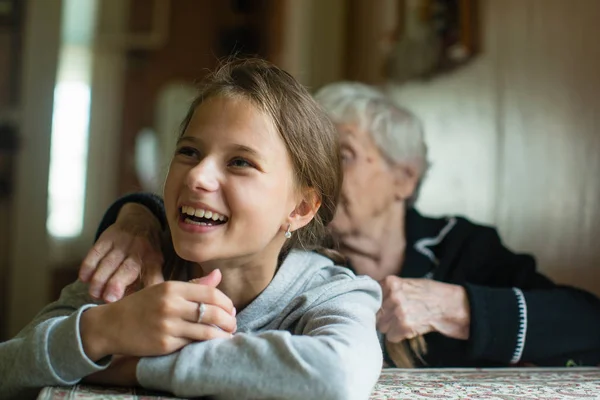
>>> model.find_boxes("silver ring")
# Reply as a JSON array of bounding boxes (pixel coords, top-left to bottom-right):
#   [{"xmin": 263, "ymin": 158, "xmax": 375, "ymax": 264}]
[{"xmin": 197, "ymin": 302, "xmax": 206, "ymax": 324}]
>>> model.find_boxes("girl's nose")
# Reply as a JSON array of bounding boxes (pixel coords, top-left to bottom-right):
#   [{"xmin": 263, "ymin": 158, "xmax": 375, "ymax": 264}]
[{"xmin": 185, "ymin": 158, "xmax": 220, "ymax": 192}]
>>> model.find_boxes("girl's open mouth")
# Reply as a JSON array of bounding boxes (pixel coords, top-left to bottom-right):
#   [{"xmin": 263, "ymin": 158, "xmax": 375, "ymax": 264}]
[{"xmin": 180, "ymin": 206, "xmax": 228, "ymax": 226}]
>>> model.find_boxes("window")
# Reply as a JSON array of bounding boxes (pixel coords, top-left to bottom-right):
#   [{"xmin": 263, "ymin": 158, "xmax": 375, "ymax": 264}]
[{"xmin": 46, "ymin": 0, "xmax": 97, "ymax": 238}]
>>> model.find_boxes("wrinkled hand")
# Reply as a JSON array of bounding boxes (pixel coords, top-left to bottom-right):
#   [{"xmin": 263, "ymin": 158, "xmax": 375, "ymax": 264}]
[
  {"xmin": 79, "ymin": 203, "xmax": 165, "ymax": 303},
  {"xmin": 83, "ymin": 355, "xmax": 139, "ymax": 387},
  {"xmin": 377, "ymin": 276, "xmax": 471, "ymax": 343},
  {"xmin": 80, "ymin": 269, "xmax": 237, "ymax": 361}
]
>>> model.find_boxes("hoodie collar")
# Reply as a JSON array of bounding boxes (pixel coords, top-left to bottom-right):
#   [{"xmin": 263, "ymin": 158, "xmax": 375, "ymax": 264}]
[{"xmin": 234, "ymin": 250, "xmax": 334, "ymax": 330}]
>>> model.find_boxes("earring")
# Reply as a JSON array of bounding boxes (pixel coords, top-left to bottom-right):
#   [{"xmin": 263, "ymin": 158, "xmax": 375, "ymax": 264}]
[{"xmin": 284, "ymin": 224, "xmax": 292, "ymax": 239}]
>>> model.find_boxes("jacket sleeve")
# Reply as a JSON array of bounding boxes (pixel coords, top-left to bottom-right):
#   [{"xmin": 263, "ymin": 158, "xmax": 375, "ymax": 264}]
[
  {"xmin": 95, "ymin": 192, "xmax": 166, "ymax": 240},
  {"xmin": 461, "ymin": 226, "xmax": 600, "ymax": 366},
  {"xmin": 136, "ymin": 277, "xmax": 383, "ymax": 400},
  {"xmin": 0, "ymin": 281, "xmax": 111, "ymax": 400}
]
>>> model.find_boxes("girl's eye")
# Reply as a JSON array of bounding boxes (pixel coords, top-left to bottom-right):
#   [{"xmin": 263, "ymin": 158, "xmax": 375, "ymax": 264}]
[
  {"xmin": 229, "ymin": 157, "xmax": 253, "ymax": 168},
  {"xmin": 176, "ymin": 146, "xmax": 198, "ymax": 158}
]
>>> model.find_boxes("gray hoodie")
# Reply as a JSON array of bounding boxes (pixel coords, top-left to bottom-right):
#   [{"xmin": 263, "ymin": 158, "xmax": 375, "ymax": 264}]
[{"xmin": 0, "ymin": 250, "xmax": 383, "ymax": 400}]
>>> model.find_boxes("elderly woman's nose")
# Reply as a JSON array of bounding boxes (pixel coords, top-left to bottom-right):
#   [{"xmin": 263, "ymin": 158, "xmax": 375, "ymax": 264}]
[
  {"xmin": 186, "ymin": 159, "xmax": 220, "ymax": 192},
  {"xmin": 341, "ymin": 178, "xmax": 354, "ymax": 196}
]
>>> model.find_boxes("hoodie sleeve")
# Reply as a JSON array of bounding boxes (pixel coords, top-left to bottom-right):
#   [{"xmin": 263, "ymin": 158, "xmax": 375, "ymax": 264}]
[
  {"xmin": 0, "ymin": 281, "xmax": 111, "ymax": 400},
  {"xmin": 95, "ymin": 192, "xmax": 166, "ymax": 240},
  {"xmin": 136, "ymin": 276, "xmax": 383, "ymax": 400},
  {"xmin": 462, "ymin": 227, "xmax": 600, "ymax": 366}
]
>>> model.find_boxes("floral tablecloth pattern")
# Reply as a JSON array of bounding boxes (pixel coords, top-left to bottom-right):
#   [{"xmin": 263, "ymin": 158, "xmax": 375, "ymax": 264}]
[
  {"xmin": 371, "ymin": 367, "xmax": 600, "ymax": 399},
  {"xmin": 38, "ymin": 367, "xmax": 600, "ymax": 399}
]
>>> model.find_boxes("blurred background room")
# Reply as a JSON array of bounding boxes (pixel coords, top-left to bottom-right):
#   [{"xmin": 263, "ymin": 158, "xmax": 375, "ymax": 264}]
[{"xmin": 1, "ymin": 0, "xmax": 599, "ymax": 341}]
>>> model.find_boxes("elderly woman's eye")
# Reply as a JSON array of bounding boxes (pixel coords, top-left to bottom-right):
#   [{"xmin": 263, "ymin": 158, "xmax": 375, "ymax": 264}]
[{"xmin": 340, "ymin": 147, "xmax": 355, "ymax": 164}]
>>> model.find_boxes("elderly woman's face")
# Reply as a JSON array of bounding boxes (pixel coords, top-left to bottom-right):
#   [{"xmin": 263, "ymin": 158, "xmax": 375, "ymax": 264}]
[{"xmin": 331, "ymin": 123, "xmax": 408, "ymax": 235}]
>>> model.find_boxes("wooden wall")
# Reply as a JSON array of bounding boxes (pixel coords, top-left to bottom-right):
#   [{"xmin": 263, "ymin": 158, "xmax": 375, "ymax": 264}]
[
  {"xmin": 0, "ymin": 0, "xmax": 24, "ymax": 341},
  {"xmin": 118, "ymin": 0, "xmax": 284, "ymax": 193},
  {"xmin": 0, "ymin": 12, "xmax": 11, "ymax": 342},
  {"xmin": 388, "ymin": 0, "xmax": 600, "ymax": 295}
]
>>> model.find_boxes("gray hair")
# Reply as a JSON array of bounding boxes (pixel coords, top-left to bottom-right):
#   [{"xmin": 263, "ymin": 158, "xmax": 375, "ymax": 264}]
[{"xmin": 314, "ymin": 82, "xmax": 429, "ymax": 205}]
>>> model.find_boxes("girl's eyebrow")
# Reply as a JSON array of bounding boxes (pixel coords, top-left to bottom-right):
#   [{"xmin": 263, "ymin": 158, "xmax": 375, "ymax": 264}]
[
  {"xmin": 176, "ymin": 136, "xmax": 264, "ymax": 160},
  {"xmin": 176, "ymin": 136, "xmax": 197, "ymax": 146},
  {"xmin": 229, "ymin": 144, "xmax": 262, "ymax": 159}
]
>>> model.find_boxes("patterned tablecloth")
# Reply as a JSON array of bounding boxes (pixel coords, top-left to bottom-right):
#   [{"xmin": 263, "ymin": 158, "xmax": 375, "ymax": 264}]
[
  {"xmin": 38, "ymin": 367, "xmax": 600, "ymax": 399},
  {"xmin": 371, "ymin": 367, "xmax": 600, "ymax": 399}
]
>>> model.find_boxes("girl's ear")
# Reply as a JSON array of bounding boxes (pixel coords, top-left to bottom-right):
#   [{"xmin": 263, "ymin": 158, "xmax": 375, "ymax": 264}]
[
  {"xmin": 286, "ymin": 188, "xmax": 321, "ymax": 232},
  {"xmin": 391, "ymin": 162, "xmax": 419, "ymax": 201}
]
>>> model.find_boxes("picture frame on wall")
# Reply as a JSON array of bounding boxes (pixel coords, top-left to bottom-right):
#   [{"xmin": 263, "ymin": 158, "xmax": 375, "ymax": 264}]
[{"xmin": 386, "ymin": 0, "xmax": 479, "ymax": 83}]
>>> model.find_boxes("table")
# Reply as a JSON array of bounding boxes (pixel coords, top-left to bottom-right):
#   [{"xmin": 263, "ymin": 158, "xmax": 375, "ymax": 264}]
[
  {"xmin": 371, "ymin": 367, "xmax": 600, "ymax": 399},
  {"xmin": 38, "ymin": 367, "xmax": 600, "ymax": 399}
]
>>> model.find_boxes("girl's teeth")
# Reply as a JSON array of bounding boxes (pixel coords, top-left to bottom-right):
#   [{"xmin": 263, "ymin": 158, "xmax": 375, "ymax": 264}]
[
  {"xmin": 181, "ymin": 206, "xmax": 228, "ymax": 222},
  {"xmin": 184, "ymin": 218, "xmax": 211, "ymax": 226}
]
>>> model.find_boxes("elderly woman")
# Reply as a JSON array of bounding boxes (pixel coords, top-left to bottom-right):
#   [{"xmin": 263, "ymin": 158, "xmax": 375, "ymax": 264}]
[{"xmin": 80, "ymin": 82, "xmax": 600, "ymax": 368}]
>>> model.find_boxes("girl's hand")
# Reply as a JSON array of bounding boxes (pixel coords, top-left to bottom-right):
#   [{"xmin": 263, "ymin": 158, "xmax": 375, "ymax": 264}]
[{"xmin": 80, "ymin": 270, "xmax": 237, "ymax": 361}]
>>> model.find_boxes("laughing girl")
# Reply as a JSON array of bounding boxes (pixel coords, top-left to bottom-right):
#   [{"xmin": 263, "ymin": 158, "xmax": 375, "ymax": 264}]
[{"xmin": 0, "ymin": 59, "xmax": 382, "ymax": 400}]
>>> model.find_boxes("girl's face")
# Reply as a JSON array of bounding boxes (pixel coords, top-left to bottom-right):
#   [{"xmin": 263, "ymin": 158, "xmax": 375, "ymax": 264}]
[{"xmin": 164, "ymin": 96, "xmax": 299, "ymax": 267}]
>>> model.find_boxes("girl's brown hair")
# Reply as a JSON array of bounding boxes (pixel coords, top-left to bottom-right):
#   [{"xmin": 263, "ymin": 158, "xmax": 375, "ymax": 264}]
[
  {"xmin": 160, "ymin": 58, "xmax": 424, "ymax": 368},
  {"xmin": 385, "ymin": 337, "xmax": 427, "ymax": 368},
  {"xmin": 163, "ymin": 57, "xmax": 345, "ymax": 278}
]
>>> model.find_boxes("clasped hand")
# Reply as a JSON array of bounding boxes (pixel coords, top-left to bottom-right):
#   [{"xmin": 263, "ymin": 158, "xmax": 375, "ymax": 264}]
[
  {"xmin": 377, "ymin": 276, "xmax": 471, "ymax": 343},
  {"xmin": 81, "ymin": 269, "xmax": 237, "ymax": 361}
]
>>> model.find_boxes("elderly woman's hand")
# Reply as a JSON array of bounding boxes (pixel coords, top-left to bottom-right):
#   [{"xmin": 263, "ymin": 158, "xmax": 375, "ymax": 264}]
[
  {"xmin": 79, "ymin": 203, "xmax": 165, "ymax": 302},
  {"xmin": 377, "ymin": 276, "xmax": 471, "ymax": 343}
]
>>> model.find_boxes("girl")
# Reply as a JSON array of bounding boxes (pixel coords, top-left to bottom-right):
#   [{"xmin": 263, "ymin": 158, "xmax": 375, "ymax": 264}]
[{"xmin": 0, "ymin": 59, "xmax": 382, "ymax": 400}]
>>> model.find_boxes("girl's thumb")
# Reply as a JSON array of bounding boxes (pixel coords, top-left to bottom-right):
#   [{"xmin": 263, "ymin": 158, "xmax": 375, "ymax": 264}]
[{"xmin": 189, "ymin": 268, "xmax": 222, "ymax": 287}]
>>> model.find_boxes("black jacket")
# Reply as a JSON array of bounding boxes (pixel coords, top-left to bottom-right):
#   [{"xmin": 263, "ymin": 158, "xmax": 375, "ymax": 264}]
[
  {"xmin": 400, "ymin": 208, "xmax": 600, "ymax": 367},
  {"xmin": 97, "ymin": 194, "xmax": 600, "ymax": 368}
]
